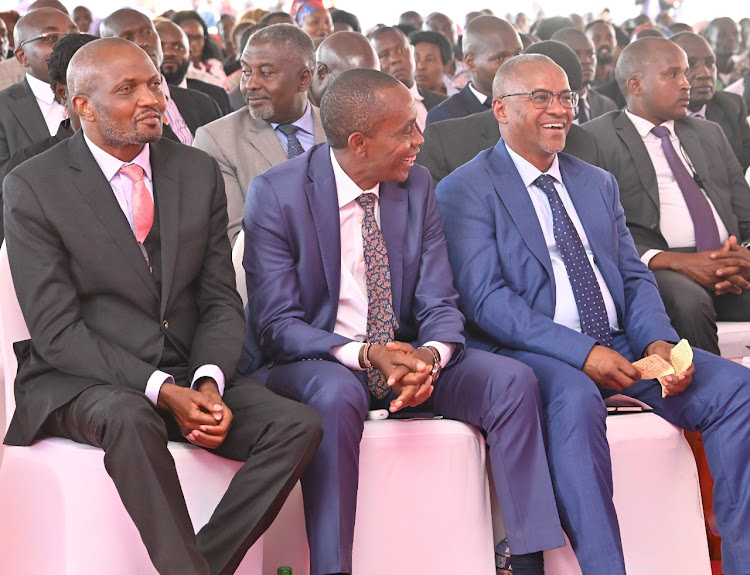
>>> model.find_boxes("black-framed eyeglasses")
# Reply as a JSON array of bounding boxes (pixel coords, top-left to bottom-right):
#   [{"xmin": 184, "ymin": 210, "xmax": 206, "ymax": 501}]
[
  {"xmin": 18, "ymin": 31, "xmax": 74, "ymax": 49},
  {"xmin": 498, "ymin": 90, "xmax": 580, "ymax": 110}
]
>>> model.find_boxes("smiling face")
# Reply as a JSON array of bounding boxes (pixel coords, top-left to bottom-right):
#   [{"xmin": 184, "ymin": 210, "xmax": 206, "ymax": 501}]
[
  {"xmin": 361, "ymin": 84, "xmax": 424, "ymax": 183},
  {"xmin": 494, "ymin": 60, "xmax": 573, "ymax": 171},
  {"xmin": 74, "ymin": 43, "xmax": 167, "ymax": 161},
  {"xmin": 586, "ymin": 22, "xmax": 615, "ymax": 66},
  {"xmin": 301, "ymin": 8, "xmax": 333, "ymax": 41}
]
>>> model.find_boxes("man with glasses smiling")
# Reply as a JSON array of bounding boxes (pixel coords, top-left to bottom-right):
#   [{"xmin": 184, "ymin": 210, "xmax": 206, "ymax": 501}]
[
  {"xmin": 438, "ymin": 52, "xmax": 750, "ymax": 574},
  {"xmin": 0, "ymin": 7, "xmax": 78, "ymax": 181}
]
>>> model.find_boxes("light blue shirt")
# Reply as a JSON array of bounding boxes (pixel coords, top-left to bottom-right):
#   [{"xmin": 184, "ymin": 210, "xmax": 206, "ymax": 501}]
[
  {"xmin": 505, "ymin": 143, "xmax": 620, "ymax": 334},
  {"xmin": 271, "ymin": 102, "xmax": 315, "ymax": 153},
  {"xmin": 83, "ymin": 134, "xmax": 226, "ymax": 404}
]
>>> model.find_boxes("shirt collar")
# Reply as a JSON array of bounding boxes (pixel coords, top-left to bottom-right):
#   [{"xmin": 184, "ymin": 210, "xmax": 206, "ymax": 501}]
[
  {"xmin": 504, "ymin": 142, "xmax": 562, "ymax": 189},
  {"xmin": 687, "ymin": 104, "xmax": 707, "ymax": 119},
  {"xmin": 25, "ymin": 72, "xmax": 56, "ymax": 105},
  {"xmin": 409, "ymin": 81, "xmax": 424, "ymax": 102},
  {"xmin": 271, "ymin": 101, "xmax": 314, "ymax": 135},
  {"xmin": 177, "ymin": 77, "xmax": 188, "ymax": 89},
  {"xmin": 83, "ymin": 133, "xmax": 152, "ymax": 184},
  {"xmin": 330, "ymin": 147, "xmax": 379, "ymax": 209},
  {"xmin": 468, "ymin": 82, "xmax": 488, "ymax": 105},
  {"xmin": 625, "ymin": 109, "xmax": 676, "ymax": 139}
]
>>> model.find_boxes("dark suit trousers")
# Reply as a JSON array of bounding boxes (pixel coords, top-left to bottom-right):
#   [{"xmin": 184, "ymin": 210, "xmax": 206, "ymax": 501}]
[
  {"xmin": 651, "ymin": 269, "xmax": 750, "ymax": 355},
  {"xmin": 501, "ymin": 334, "xmax": 750, "ymax": 575},
  {"xmin": 265, "ymin": 348, "xmax": 565, "ymax": 575},
  {"xmin": 42, "ymin": 378, "xmax": 322, "ymax": 575}
]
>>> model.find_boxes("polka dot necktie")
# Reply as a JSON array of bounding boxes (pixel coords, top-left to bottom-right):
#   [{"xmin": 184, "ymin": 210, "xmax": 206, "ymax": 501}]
[
  {"xmin": 357, "ymin": 193, "xmax": 399, "ymax": 398},
  {"xmin": 534, "ymin": 174, "xmax": 613, "ymax": 348},
  {"xmin": 276, "ymin": 123, "xmax": 305, "ymax": 159}
]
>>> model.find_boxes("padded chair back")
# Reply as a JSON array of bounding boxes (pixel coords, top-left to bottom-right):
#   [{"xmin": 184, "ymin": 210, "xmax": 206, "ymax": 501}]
[
  {"xmin": 233, "ymin": 230, "xmax": 247, "ymax": 307},
  {"xmin": 0, "ymin": 243, "xmax": 28, "ymax": 433}
]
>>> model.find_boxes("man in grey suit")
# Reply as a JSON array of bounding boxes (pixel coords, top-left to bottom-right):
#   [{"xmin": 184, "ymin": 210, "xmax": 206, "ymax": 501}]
[
  {"xmin": 672, "ymin": 32, "xmax": 750, "ymax": 172},
  {"xmin": 194, "ymin": 24, "xmax": 325, "ymax": 245},
  {"xmin": 3, "ymin": 38, "xmax": 321, "ymax": 575},
  {"xmin": 550, "ymin": 27, "xmax": 618, "ymax": 123},
  {"xmin": 0, "ymin": 8, "xmax": 78, "ymax": 180},
  {"xmin": 584, "ymin": 38, "xmax": 750, "ymax": 355},
  {"xmin": 417, "ymin": 42, "xmax": 598, "ymax": 183}
]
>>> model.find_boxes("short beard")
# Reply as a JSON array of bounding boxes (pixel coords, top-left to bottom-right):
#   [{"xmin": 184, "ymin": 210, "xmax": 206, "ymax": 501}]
[
  {"xmin": 161, "ymin": 60, "xmax": 190, "ymax": 85},
  {"xmin": 246, "ymin": 99, "xmax": 275, "ymax": 121},
  {"xmin": 597, "ymin": 52, "xmax": 613, "ymax": 65},
  {"xmin": 97, "ymin": 106, "xmax": 163, "ymax": 147}
]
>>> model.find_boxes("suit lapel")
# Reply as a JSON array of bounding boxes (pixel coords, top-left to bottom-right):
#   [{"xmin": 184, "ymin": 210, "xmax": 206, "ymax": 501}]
[
  {"xmin": 614, "ymin": 111, "xmax": 660, "ymax": 210},
  {"xmin": 247, "ymin": 115, "xmax": 289, "ymax": 166},
  {"xmin": 311, "ymin": 106, "xmax": 327, "ymax": 144},
  {"xmin": 67, "ymin": 133, "xmax": 159, "ymax": 300},
  {"xmin": 479, "ymin": 111, "xmax": 500, "ymax": 149},
  {"xmin": 304, "ymin": 145, "xmax": 342, "ymax": 316},
  {"xmin": 379, "ymin": 181, "xmax": 407, "ymax": 322},
  {"xmin": 487, "ymin": 142, "xmax": 555, "ymax": 281},
  {"xmin": 8, "ymin": 80, "xmax": 48, "ymax": 142},
  {"xmin": 150, "ymin": 141, "xmax": 179, "ymax": 314}
]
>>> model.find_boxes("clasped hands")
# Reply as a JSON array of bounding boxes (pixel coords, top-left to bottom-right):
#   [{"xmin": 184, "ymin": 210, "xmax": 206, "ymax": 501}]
[
  {"xmin": 368, "ymin": 341, "xmax": 436, "ymax": 413},
  {"xmin": 157, "ymin": 378, "xmax": 232, "ymax": 449},
  {"xmin": 657, "ymin": 235, "xmax": 750, "ymax": 296},
  {"xmin": 583, "ymin": 341, "xmax": 695, "ymax": 397}
]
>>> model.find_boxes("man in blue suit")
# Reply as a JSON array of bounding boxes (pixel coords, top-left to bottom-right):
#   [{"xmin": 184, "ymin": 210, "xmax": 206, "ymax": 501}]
[
  {"xmin": 240, "ymin": 68, "xmax": 566, "ymax": 575},
  {"xmin": 437, "ymin": 54, "xmax": 750, "ymax": 575},
  {"xmin": 425, "ymin": 15, "xmax": 523, "ymax": 125}
]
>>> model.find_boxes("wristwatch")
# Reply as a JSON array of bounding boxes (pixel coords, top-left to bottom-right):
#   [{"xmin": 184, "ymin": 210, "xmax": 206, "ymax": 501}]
[{"xmin": 418, "ymin": 345, "xmax": 442, "ymax": 382}]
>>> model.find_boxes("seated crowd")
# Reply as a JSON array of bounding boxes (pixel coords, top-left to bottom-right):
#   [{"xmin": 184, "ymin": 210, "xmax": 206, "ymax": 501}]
[{"xmin": 2, "ymin": 1, "xmax": 750, "ymax": 574}]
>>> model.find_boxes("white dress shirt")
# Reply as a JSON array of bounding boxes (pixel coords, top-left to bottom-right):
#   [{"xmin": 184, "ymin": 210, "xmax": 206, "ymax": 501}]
[
  {"xmin": 26, "ymin": 73, "xmax": 66, "ymax": 137},
  {"xmin": 624, "ymin": 111, "xmax": 729, "ymax": 265},
  {"xmin": 408, "ymin": 82, "xmax": 428, "ymax": 132},
  {"xmin": 468, "ymin": 81, "xmax": 489, "ymax": 106},
  {"xmin": 83, "ymin": 134, "xmax": 225, "ymax": 404},
  {"xmin": 505, "ymin": 144, "xmax": 620, "ymax": 333},
  {"xmin": 328, "ymin": 149, "xmax": 453, "ymax": 370}
]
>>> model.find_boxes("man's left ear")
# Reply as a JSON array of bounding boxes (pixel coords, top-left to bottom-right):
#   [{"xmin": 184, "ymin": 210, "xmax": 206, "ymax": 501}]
[{"xmin": 299, "ymin": 67, "xmax": 313, "ymax": 92}]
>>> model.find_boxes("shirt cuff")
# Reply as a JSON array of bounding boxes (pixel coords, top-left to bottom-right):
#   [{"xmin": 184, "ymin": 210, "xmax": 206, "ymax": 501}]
[
  {"xmin": 191, "ymin": 364, "xmax": 226, "ymax": 396},
  {"xmin": 423, "ymin": 341, "xmax": 455, "ymax": 368},
  {"xmin": 145, "ymin": 370, "xmax": 175, "ymax": 405},
  {"xmin": 331, "ymin": 342, "xmax": 365, "ymax": 370},
  {"xmin": 641, "ymin": 249, "xmax": 662, "ymax": 267}
]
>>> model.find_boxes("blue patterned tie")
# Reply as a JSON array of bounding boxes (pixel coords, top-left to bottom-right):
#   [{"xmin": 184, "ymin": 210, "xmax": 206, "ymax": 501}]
[
  {"xmin": 276, "ymin": 123, "xmax": 305, "ymax": 159},
  {"xmin": 534, "ymin": 174, "xmax": 613, "ymax": 348},
  {"xmin": 358, "ymin": 193, "xmax": 399, "ymax": 398}
]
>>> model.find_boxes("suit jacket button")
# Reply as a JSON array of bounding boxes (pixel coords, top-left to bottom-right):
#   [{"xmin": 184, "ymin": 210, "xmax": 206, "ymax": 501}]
[
  {"xmin": 163, "ymin": 320, "xmax": 169, "ymax": 329},
  {"xmin": 650, "ymin": 223, "xmax": 657, "ymax": 230}
]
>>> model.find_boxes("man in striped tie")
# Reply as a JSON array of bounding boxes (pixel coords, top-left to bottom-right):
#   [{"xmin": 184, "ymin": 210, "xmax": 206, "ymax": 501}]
[{"xmin": 438, "ymin": 53, "xmax": 750, "ymax": 575}]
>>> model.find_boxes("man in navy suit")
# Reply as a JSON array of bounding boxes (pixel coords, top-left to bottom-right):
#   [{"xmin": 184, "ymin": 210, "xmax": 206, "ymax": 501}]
[
  {"xmin": 437, "ymin": 54, "xmax": 750, "ymax": 575},
  {"xmin": 425, "ymin": 15, "xmax": 522, "ymax": 125},
  {"xmin": 240, "ymin": 68, "xmax": 566, "ymax": 575}
]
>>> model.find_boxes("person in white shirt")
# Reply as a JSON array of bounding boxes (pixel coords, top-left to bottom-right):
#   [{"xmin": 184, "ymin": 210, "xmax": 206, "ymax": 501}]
[{"xmin": 0, "ymin": 7, "xmax": 77, "ymax": 180}]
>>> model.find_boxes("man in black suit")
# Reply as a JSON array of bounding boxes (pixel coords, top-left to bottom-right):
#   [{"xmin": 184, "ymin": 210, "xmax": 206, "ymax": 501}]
[
  {"xmin": 426, "ymin": 16, "xmax": 522, "ymax": 125},
  {"xmin": 0, "ymin": 8, "xmax": 78, "ymax": 180},
  {"xmin": 156, "ymin": 20, "xmax": 231, "ymax": 116},
  {"xmin": 368, "ymin": 26, "xmax": 445, "ymax": 132},
  {"xmin": 584, "ymin": 38, "xmax": 750, "ymax": 355},
  {"xmin": 551, "ymin": 28, "xmax": 618, "ymax": 123},
  {"xmin": 2, "ymin": 38, "xmax": 321, "ymax": 575},
  {"xmin": 418, "ymin": 42, "xmax": 597, "ymax": 183},
  {"xmin": 100, "ymin": 9, "xmax": 221, "ymax": 146},
  {"xmin": 672, "ymin": 32, "xmax": 750, "ymax": 172}
]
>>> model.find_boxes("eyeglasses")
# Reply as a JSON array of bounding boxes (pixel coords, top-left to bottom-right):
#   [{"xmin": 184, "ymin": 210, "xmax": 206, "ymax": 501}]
[
  {"xmin": 18, "ymin": 32, "xmax": 68, "ymax": 49},
  {"xmin": 498, "ymin": 90, "xmax": 580, "ymax": 110},
  {"xmin": 319, "ymin": 62, "xmax": 336, "ymax": 79}
]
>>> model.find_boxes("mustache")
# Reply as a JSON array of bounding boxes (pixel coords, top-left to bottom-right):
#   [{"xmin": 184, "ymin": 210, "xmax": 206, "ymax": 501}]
[{"xmin": 135, "ymin": 108, "xmax": 163, "ymax": 121}]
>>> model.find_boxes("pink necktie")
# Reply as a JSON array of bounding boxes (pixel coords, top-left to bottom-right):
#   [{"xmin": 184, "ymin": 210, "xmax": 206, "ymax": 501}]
[{"xmin": 119, "ymin": 164, "xmax": 154, "ymax": 244}]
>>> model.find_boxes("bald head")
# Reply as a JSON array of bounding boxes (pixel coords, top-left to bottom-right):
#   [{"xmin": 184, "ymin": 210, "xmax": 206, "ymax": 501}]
[
  {"xmin": 551, "ymin": 27, "xmax": 597, "ymax": 86},
  {"xmin": 616, "ymin": 37, "xmax": 680, "ymax": 95},
  {"xmin": 492, "ymin": 53, "xmax": 561, "ymax": 98},
  {"xmin": 68, "ymin": 38, "xmax": 150, "ymax": 98},
  {"xmin": 310, "ymin": 31, "xmax": 379, "ymax": 107},
  {"xmin": 463, "ymin": 16, "xmax": 523, "ymax": 96},
  {"xmin": 14, "ymin": 8, "xmax": 78, "ymax": 81},
  {"xmin": 100, "ymin": 8, "xmax": 162, "ymax": 68},
  {"xmin": 425, "ymin": 12, "xmax": 456, "ymax": 47},
  {"xmin": 672, "ymin": 32, "xmax": 718, "ymax": 110},
  {"xmin": 28, "ymin": 0, "xmax": 68, "ymax": 14}
]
